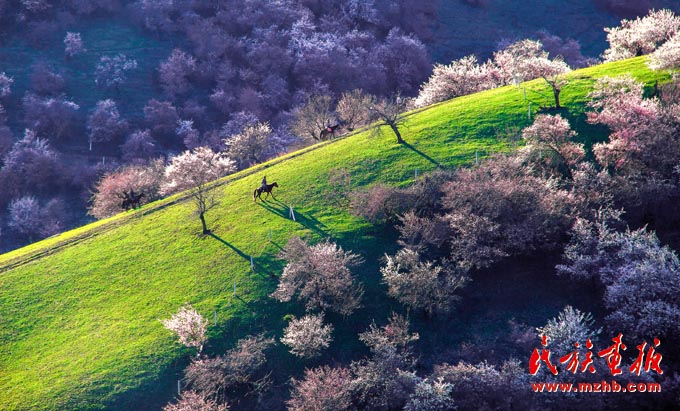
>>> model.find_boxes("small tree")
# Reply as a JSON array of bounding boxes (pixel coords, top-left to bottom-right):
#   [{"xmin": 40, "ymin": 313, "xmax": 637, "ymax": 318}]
[
  {"xmin": 86, "ymin": 99, "xmax": 128, "ymax": 151},
  {"xmin": 290, "ymin": 95, "xmax": 337, "ymax": 142},
  {"xmin": 184, "ymin": 333, "xmax": 275, "ymax": 402},
  {"xmin": 494, "ymin": 40, "xmax": 570, "ymax": 108},
  {"xmin": 287, "ymin": 366, "xmax": 353, "ymax": 411},
  {"xmin": 89, "ymin": 161, "xmax": 164, "ymax": 219},
  {"xmin": 0, "ymin": 72, "xmax": 13, "ymax": 98},
  {"xmin": 161, "ymin": 147, "xmax": 236, "ymax": 234},
  {"xmin": 536, "ymin": 305, "xmax": 602, "ymax": 358},
  {"xmin": 159, "ymin": 49, "xmax": 196, "ymax": 98},
  {"xmin": 359, "ymin": 313, "xmax": 420, "ymax": 358},
  {"xmin": 8, "ymin": 196, "xmax": 43, "ymax": 239},
  {"xmin": 163, "ymin": 304, "xmax": 208, "ymax": 354},
  {"xmin": 336, "ymin": 89, "xmax": 372, "ymax": 131},
  {"xmin": 368, "ymin": 93, "xmax": 408, "ymax": 144},
  {"xmin": 222, "ymin": 122, "xmax": 273, "ymax": 169},
  {"xmin": 521, "ymin": 114, "xmax": 584, "ymax": 178},
  {"xmin": 270, "ymin": 237, "xmax": 363, "ymax": 316},
  {"xmin": 121, "ymin": 129, "xmax": 158, "ymax": 163},
  {"xmin": 404, "ymin": 378, "xmax": 454, "ymax": 411},
  {"xmin": 64, "ymin": 32, "xmax": 85, "ymax": 57},
  {"xmin": 95, "ymin": 54, "xmax": 138, "ymax": 91},
  {"xmin": 281, "ymin": 314, "xmax": 333, "ymax": 359},
  {"xmin": 381, "ymin": 248, "xmax": 469, "ymax": 315}
]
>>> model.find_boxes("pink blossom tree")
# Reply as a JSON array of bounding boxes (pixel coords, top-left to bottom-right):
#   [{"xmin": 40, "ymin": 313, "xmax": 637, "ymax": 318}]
[
  {"xmin": 521, "ymin": 114, "xmax": 584, "ymax": 178},
  {"xmin": 270, "ymin": 237, "xmax": 363, "ymax": 316},
  {"xmin": 163, "ymin": 390, "xmax": 229, "ymax": 411},
  {"xmin": 287, "ymin": 366, "xmax": 353, "ymax": 411}
]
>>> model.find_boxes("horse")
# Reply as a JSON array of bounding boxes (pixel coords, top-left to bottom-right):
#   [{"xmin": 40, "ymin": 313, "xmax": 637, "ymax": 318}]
[
  {"xmin": 319, "ymin": 123, "xmax": 342, "ymax": 140},
  {"xmin": 253, "ymin": 182, "xmax": 279, "ymax": 201},
  {"xmin": 119, "ymin": 190, "xmax": 145, "ymax": 211}
]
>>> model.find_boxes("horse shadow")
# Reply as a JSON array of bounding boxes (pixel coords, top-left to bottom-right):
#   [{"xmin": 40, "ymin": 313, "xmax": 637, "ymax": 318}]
[{"xmin": 256, "ymin": 199, "xmax": 328, "ymax": 236}]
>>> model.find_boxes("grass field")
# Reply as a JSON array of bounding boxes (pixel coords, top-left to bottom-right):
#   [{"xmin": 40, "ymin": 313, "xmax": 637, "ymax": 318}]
[{"xmin": 0, "ymin": 57, "xmax": 670, "ymax": 410}]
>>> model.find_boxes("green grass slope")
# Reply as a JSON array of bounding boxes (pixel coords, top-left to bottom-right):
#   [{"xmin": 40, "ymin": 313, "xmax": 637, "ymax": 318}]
[{"xmin": 0, "ymin": 57, "xmax": 669, "ymax": 410}]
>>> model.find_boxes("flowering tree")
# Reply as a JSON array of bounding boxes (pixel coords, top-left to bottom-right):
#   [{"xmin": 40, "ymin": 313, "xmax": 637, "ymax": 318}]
[
  {"xmin": 163, "ymin": 391, "xmax": 229, "ymax": 411},
  {"xmin": 602, "ymin": 9, "xmax": 680, "ymax": 62},
  {"xmin": 184, "ymin": 333, "xmax": 275, "ymax": 402},
  {"xmin": 404, "ymin": 378, "xmax": 454, "ymax": 411},
  {"xmin": 536, "ymin": 305, "xmax": 602, "ymax": 358},
  {"xmin": 648, "ymin": 33, "xmax": 680, "ymax": 71},
  {"xmin": 177, "ymin": 119, "xmax": 201, "ymax": 150},
  {"xmin": 359, "ymin": 313, "xmax": 419, "ymax": 358},
  {"xmin": 161, "ymin": 147, "xmax": 235, "ymax": 234},
  {"xmin": 521, "ymin": 114, "xmax": 584, "ymax": 178},
  {"xmin": 22, "ymin": 93, "xmax": 80, "ymax": 141},
  {"xmin": 270, "ymin": 237, "xmax": 363, "ymax": 316},
  {"xmin": 222, "ymin": 122, "xmax": 273, "ymax": 169},
  {"xmin": 159, "ymin": 49, "xmax": 196, "ymax": 98},
  {"xmin": 64, "ymin": 32, "xmax": 85, "ymax": 57},
  {"xmin": 281, "ymin": 314, "xmax": 333, "ymax": 359},
  {"xmin": 89, "ymin": 161, "xmax": 164, "ymax": 219},
  {"xmin": 0, "ymin": 72, "xmax": 13, "ymax": 98},
  {"xmin": 287, "ymin": 366, "xmax": 353, "ymax": 411},
  {"xmin": 586, "ymin": 75, "xmax": 680, "ymax": 178},
  {"xmin": 143, "ymin": 99, "xmax": 180, "ymax": 142},
  {"xmin": 558, "ymin": 213, "xmax": 680, "ymax": 339},
  {"xmin": 336, "ymin": 89, "xmax": 372, "ymax": 131},
  {"xmin": 30, "ymin": 62, "xmax": 66, "ymax": 96},
  {"xmin": 121, "ymin": 129, "xmax": 158, "ymax": 163},
  {"xmin": 95, "ymin": 54, "xmax": 138, "ymax": 90},
  {"xmin": 381, "ymin": 248, "xmax": 469, "ymax": 315},
  {"xmin": 162, "ymin": 304, "xmax": 208, "ymax": 354},
  {"xmin": 442, "ymin": 156, "xmax": 575, "ymax": 270},
  {"xmin": 290, "ymin": 95, "xmax": 337, "ymax": 142},
  {"xmin": 494, "ymin": 40, "xmax": 570, "ymax": 108},
  {"xmin": 415, "ymin": 56, "xmax": 501, "ymax": 107},
  {"xmin": 86, "ymin": 99, "xmax": 128, "ymax": 151}
]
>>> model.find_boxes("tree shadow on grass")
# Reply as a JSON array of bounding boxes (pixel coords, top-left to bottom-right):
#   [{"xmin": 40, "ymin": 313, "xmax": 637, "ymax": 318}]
[
  {"xmin": 401, "ymin": 141, "xmax": 441, "ymax": 167},
  {"xmin": 208, "ymin": 233, "xmax": 277, "ymax": 279},
  {"xmin": 256, "ymin": 200, "xmax": 329, "ymax": 236}
]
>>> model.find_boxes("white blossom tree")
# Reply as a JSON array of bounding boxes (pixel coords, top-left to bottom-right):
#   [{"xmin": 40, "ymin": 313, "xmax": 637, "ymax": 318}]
[
  {"xmin": 521, "ymin": 114, "xmax": 584, "ymax": 178},
  {"xmin": 163, "ymin": 304, "xmax": 208, "ymax": 354},
  {"xmin": 161, "ymin": 147, "xmax": 236, "ymax": 234},
  {"xmin": 222, "ymin": 122, "xmax": 273, "ymax": 169},
  {"xmin": 602, "ymin": 9, "xmax": 680, "ymax": 62},
  {"xmin": 281, "ymin": 314, "xmax": 333, "ymax": 359},
  {"xmin": 95, "ymin": 54, "xmax": 138, "ymax": 90},
  {"xmin": 163, "ymin": 390, "xmax": 229, "ymax": 411},
  {"xmin": 381, "ymin": 248, "xmax": 469, "ymax": 315},
  {"xmin": 270, "ymin": 237, "xmax": 363, "ymax": 316},
  {"xmin": 64, "ymin": 32, "xmax": 85, "ymax": 57},
  {"xmin": 648, "ymin": 32, "xmax": 680, "ymax": 71},
  {"xmin": 0, "ymin": 72, "xmax": 13, "ymax": 98}
]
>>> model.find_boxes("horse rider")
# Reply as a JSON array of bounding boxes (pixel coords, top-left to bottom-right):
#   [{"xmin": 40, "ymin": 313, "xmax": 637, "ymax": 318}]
[{"xmin": 261, "ymin": 175, "xmax": 267, "ymax": 191}]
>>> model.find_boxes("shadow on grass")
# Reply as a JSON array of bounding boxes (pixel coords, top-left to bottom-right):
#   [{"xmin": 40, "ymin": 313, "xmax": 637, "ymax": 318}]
[
  {"xmin": 401, "ymin": 141, "xmax": 441, "ymax": 167},
  {"xmin": 256, "ymin": 200, "xmax": 329, "ymax": 236},
  {"xmin": 209, "ymin": 233, "xmax": 277, "ymax": 279}
]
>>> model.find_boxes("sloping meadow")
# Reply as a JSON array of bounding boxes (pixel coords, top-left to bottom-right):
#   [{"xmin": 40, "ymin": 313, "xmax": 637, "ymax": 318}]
[{"xmin": 0, "ymin": 57, "xmax": 669, "ymax": 410}]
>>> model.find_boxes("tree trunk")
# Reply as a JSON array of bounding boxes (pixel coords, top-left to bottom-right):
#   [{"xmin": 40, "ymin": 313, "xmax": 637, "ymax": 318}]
[
  {"xmin": 199, "ymin": 212, "xmax": 209, "ymax": 234},
  {"xmin": 553, "ymin": 86, "xmax": 561, "ymax": 109},
  {"xmin": 389, "ymin": 123, "xmax": 404, "ymax": 144}
]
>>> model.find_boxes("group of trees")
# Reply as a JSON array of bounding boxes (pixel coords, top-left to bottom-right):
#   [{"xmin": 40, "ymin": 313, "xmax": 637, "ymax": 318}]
[
  {"xmin": 415, "ymin": 38, "xmax": 572, "ymax": 108},
  {"xmin": 0, "ymin": 0, "xmax": 439, "ymax": 252}
]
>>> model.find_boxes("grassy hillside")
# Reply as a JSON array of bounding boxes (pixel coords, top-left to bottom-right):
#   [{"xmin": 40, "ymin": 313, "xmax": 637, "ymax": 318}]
[{"xmin": 0, "ymin": 57, "xmax": 669, "ymax": 410}]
